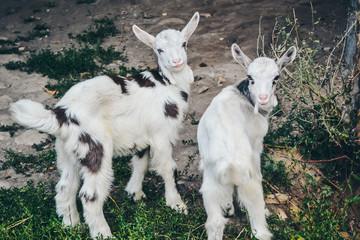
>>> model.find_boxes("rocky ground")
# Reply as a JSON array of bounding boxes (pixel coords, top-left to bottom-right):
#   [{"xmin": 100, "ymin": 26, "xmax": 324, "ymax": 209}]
[{"xmin": 0, "ymin": 0, "xmax": 349, "ymax": 190}]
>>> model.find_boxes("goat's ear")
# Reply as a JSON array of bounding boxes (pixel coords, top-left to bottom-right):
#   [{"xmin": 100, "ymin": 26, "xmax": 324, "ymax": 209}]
[
  {"xmin": 276, "ymin": 46, "xmax": 296, "ymax": 70},
  {"xmin": 231, "ymin": 43, "xmax": 251, "ymax": 69},
  {"xmin": 181, "ymin": 12, "xmax": 200, "ymax": 41},
  {"xmin": 132, "ymin": 25, "xmax": 156, "ymax": 49}
]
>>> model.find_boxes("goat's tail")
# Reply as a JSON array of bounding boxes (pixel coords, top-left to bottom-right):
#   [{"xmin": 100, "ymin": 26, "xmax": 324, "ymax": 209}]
[
  {"xmin": 217, "ymin": 162, "xmax": 252, "ymax": 186},
  {"xmin": 9, "ymin": 99, "xmax": 60, "ymax": 135}
]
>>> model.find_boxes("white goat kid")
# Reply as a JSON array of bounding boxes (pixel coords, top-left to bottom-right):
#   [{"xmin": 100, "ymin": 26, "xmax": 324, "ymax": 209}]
[
  {"xmin": 197, "ymin": 44, "xmax": 296, "ymax": 240},
  {"xmin": 9, "ymin": 12, "xmax": 200, "ymax": 239}
]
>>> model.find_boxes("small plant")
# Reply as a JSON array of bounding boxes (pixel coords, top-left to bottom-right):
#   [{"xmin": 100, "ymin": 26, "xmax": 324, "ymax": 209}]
[
  {"xmin": 1, "ymin": 149, "xmax": 56, "ymax": 176},
  {"xmin": 71, "ymin": 17, "xmax": 119, "ymax": 44},
  {"xmin": 0, "ymin": 124, "xmax": 24, "ymax": 137},
  {"xmin": 44, "ymin": 2, "xmax": 56, "ymax": 8}
]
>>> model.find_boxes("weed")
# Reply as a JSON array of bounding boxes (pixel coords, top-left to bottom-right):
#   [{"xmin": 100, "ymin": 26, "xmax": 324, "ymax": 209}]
[
  {"xmin": 0, "ymin": 124, "xmax": 24, "ymax": 137},
  {"xmin": 4, "ymin": 44, "xmax": 130, "ymax": 97},
  {"xmin": 1, "ymin": 149, "xmax": 56, "ymax": 176},
  {"xmin": 73, "ymin": 17, "xmax": 119, "ymax": 44},
  {"xmin": 44, "ymin": 2, "xmax": 56, "ymax": 8}
]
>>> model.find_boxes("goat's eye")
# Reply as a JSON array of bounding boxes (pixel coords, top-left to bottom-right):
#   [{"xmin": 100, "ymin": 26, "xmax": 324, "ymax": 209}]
[
  {"xmin": 182, "ymin": 42, "xmax": 187, "ymax": 48},
  {"xmin": 157, "ymin": 49, "xmax": 164, "ymax": 54},
  {"xmin": 274, "ymin": 75, "xmax": 280, "ymax": 80}
]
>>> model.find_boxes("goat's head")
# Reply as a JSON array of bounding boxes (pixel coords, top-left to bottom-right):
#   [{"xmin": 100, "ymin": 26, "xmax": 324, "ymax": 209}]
[
  {"xmin": 132, "ymin": 12, "xmax": 200, "ymax": 73},
  {"xmin": 232, "ymin": 44, "xmax": 296, "ymax": 108}
]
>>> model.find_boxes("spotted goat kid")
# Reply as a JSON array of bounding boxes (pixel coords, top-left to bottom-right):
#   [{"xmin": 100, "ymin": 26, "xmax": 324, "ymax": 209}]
[
  {"xmin": 9, "ymin": 12, "xmax": 200, "ymax": 239},
  {"xmin": 197, "ymin": 44, "xmax": 296, "ymax": 240}
]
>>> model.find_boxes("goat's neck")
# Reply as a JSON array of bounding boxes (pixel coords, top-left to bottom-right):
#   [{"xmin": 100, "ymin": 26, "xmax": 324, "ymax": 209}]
[{"xmin": 159, "ymin": 62, "xmax": 193, "ymax": 93}]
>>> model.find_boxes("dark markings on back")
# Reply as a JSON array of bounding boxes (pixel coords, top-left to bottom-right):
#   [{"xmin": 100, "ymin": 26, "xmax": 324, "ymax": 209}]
[
  {"xmin": 150, "ymin": 69, "xmax": 166, "ymax": 85},
  {"xmin": 78, "ymin": 133, "xmax": 103, "ymax": 173},
  {"xmin": 79, "ymin": 192, "xmax": 97, "ymax": 203},
  {"xmin": 53, "ymin": 106, "xmax": 79, "ymax": 127},
  {"xmin": 164, "ymin": 102, "xmax": 179, "ymax": 118},
  {"xmin": 133, "ymin": 73, "xmax": 156, "ymax": 87},
  {"xmin": 180, "ymin": 91, "xmax": 188, "ymax": 102},
  {"xmin": 108, "ymin": 75, "xmax": 128, "ymax": 94}
]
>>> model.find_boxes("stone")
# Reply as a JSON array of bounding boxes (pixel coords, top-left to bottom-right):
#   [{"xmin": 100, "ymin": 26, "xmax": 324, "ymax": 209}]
[
  {"xmin": 0, "ymin": 95, "xmax": 13, "ymax": 109},
  {"xmin": 14, "ymin": 130, "xmax": 48, "ymax": 146},
  {"xmin": 198, "ymin": 86, "xmax": 209, "ymax": 94},
  {"xmin": 217, "ymin": 76, "xmax": 227, "ymax": 86},
  {"xmin": 265, "ymin": 193, "xmax": 289, "ymax": 204}
]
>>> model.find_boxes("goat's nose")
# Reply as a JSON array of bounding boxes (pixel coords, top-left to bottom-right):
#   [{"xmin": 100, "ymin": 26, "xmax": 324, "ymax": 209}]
[
  {"xmin": 173, "ymin": 58, "xmax": 181, "ymax": 64},
  {"xmin": 259, "ymin": 94, "xmax": 268, "ymax": 101}
]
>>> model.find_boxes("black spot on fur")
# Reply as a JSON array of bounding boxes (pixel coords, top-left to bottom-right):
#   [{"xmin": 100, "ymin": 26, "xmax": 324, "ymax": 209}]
[
  {"xmin": 150, "ymin": 69, "xmax": 165, "ymax": 84},
  {"xmin": 133, "ymin": 73, "xmax": 156, "ymax": 87},
  {"xmin": 108, "ymin": 75, "xmax": 128, "ymax": 94},
  {"xmin": 164, "ymin": 102, "xmax": 179, "ymax": 118},
  {"xmin": 236, "ymin": 78, "xmax": 268, "ymax": 116},
  {"xmin": 136, "ymin": 146, "xmax": 150, "ymax": 158},
  {"xmin": 53, "ymin": 106, "xmax": 79, "ymax": 127},
  {"xmin": 80, "ymin": 192, "xmax": 97, "ymax": 203},
  {"xmin": 78, "ymin": 133, "xmax": 103, "ymax": 173},
  {"xmin": 236, "ymin": 78, "xmax": 254, "ymax": 106},
  {"xmin": 158, "ymin": 68, "xmax": 171, "ymax": 85},
  {"xmin": 180, "ymin": 91, "xmax": 188, "ymax": 102}
]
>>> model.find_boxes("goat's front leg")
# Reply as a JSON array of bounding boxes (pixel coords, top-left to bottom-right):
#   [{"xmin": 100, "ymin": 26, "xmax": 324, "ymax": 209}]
[
  {"xmin": 151, "ymin": 144, "xmax": 188, "ymax": 214},
  {"xmin": 236, "ymin": 179, "xmax": 272, "ymax": 240},
  {"xmin": 125, "ymin": 147, "xmax": 150, "ymax": 200}
]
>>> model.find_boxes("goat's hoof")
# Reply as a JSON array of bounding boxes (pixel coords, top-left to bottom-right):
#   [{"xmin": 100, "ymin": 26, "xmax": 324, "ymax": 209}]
[
  {"xmin": 254, "ymin": 230, "xmax": 272, "ymax": 240},
  {"xmin": 91, "ymin": 226, "xmax": 112, "ymax": 240},
  {"xmin": 133, "ymin": 191, "xmax": 146, "ymax": 201},
  {"xmin": 170, "ymin": 202, "xmax": 188, "ymax": 215}
]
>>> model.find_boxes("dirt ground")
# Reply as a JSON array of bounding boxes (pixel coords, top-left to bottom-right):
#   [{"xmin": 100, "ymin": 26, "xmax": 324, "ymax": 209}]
[{"xmin": 0, "ymin": 0, "xmax": 349, "ymax": 190}]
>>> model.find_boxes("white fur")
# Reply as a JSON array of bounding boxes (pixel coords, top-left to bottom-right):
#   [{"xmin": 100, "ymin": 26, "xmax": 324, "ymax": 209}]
[
  {"xmin": 9, "ymin": 12, "xmax": 200, "ymax": 239},
  {"xmin": 197, "ymin": 44, "xmax": 296, "ymax": 240}
]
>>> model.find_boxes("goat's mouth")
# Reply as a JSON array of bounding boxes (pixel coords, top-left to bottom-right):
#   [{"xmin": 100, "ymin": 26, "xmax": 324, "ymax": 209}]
[
  {"xmin": 173, "ymin": 63, "xmax": 184, "ymax": 69},
  {"xmin": 257, "ymin": 99, "xmax": 269, "ymax": 105}
]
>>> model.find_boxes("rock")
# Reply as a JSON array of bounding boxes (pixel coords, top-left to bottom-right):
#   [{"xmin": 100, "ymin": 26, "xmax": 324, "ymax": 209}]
[
  {"xmin": 217, "ymin": 76, "xmax": 227, "ymax": 86},
  {"xmin": 0, "ymin": 180, "xmax": 11, "ymax": 189},
  {"xmin": 124, "ymin": 26, "xmax": 131, "ymax": 32},
  {"xmin": 14, "ymin": 130, "xmax": 48, "ymax": 146},
  {"xmin": 157, "ymin": 18, "xmax": 186, "ymax": 26},
  {"xmin": 198, "ymin": 86, "xmax": 209, "ymax": 94},
  {"xmin": 0, "ymin": 82, "xmax": 7, "ymax": 89},
  {"xmin": 0, "ymin": 132, "xmax": 9, "ymax": 141},
  {"xmin": 274, "ymin": 207, "xmax": 288, "ymax": 220},
  {"xmin": 0, "ymin": 36, "xmax": 9, "ymax": 41},
  {"xmin": 200, "ymin": 13, "xmax": 212, "ymax": 18},
  {"xmin": 265, "ymin": 193, "xmax": 289, "ymax": 204},
  {"xmin": 0, "ymin": 95, "xmax": 13, "ymax": 109}
]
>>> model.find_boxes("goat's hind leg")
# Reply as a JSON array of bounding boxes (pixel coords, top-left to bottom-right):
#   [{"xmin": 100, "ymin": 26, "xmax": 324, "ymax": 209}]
[
  {"xmin": 236, "ymin": 180, "xmax": 272, "ymax": 240},
  {"xmin": 200, "ymin": 174, "xmax": 232, "ymax": 240},
  {"xmin": 55, "ymin": 139, "xmax": 80, "ymax": 227},
  {"xmin": 125, "ymin": 147, "xmax": 150, "ymax": 200},
  {"xmin": 77, "ymin": 136, "xmax": 114, "ymax": 239}
]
